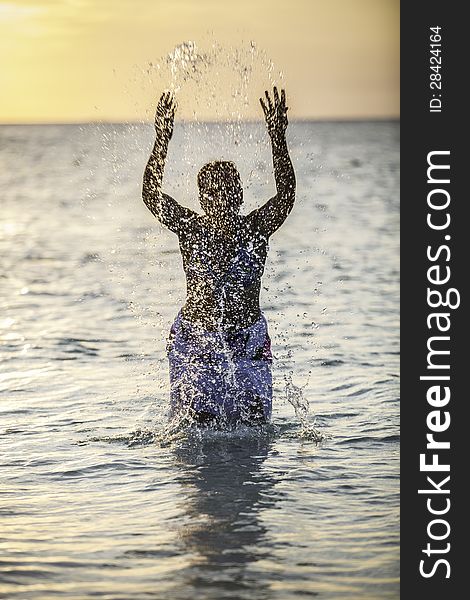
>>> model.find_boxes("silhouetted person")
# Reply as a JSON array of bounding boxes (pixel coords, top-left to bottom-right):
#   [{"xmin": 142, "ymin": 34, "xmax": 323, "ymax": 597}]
[{"xmin": 142, "ymin": 87, "xmax": 296, "ymax": 426}]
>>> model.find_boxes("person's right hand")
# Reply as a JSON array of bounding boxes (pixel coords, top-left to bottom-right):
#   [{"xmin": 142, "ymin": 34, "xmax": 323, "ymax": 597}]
[{"xmin": 155, "ymin": 91, "xmax": 176, "ymax": 140}]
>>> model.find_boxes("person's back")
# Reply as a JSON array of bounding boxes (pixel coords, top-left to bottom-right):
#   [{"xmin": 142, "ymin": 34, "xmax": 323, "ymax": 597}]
[
  {"xmin": 177, "ymin": 200, "xmax": 272, "ymax": 332},
  {"xmin": 142, "ymin": 88, "xmax": 295, "ymax": 426}
]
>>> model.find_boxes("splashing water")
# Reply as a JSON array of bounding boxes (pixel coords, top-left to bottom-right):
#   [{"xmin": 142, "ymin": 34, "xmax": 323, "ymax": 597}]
[
  {"xmin": 285, "ymin": 375, "xmax": 327, "ymax": 442},
  {"xmin": 83, "ymin": 414, "xmax": 280, "ymax": 449},
  {"xmin": 91, "ymin": 373, "xmax": 329, "ymax": 448},
  {"xmin": 166, "ymin": 41, "xmax": 213, "ymax": 92},
  {"xmin": 155, "ymin": 39, "xmax": 278, "ymax": 122},
  {"xmin": 79, "ymin": 39, "xmax": 331, "ymax": 438},
  {"xmin": 148, "ymin": 41, "xmax": 288, "ymax": 430}
]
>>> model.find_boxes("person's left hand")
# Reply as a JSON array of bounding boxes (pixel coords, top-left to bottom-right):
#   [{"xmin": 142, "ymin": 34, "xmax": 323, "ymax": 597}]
[
  {"xmin": 155, "ymin": 91, "xmax": 176, "ymax": 140},
  {"xmin": 260, "ymin": 87, "xmax": 288, "ymax": 140}
]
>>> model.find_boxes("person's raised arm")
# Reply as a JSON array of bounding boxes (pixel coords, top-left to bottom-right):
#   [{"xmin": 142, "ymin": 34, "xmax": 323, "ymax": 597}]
[
  {"xmin": 249, "ymin": 87, "xmax": 296, "ymax": 237},
  {"xmin": 142, "ymin": 91, "xmax": 196, "ymax": 234}
]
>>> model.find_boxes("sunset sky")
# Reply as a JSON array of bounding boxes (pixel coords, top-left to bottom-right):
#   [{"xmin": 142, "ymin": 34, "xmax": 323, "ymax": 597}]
[{"xmin": 0, "ymin": 0, "xmax": 399, "ymax": 123}]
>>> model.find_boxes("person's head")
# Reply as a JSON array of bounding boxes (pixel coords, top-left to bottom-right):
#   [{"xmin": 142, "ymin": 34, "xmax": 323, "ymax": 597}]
[{"xmin": 197, "ymin": 161, "xmax": 243, "ymax": 222}]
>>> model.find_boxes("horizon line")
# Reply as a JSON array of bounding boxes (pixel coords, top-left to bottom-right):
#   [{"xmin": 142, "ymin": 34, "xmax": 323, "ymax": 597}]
[{"xmin": 0, "ymin": 116, "xmax": 400, "ymax": 127}]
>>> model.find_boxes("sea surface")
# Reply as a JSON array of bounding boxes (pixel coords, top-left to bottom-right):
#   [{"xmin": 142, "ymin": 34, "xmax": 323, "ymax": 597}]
[{"xmin": 0, "ymin": 121, "xmax": 399, "ymax": 599}]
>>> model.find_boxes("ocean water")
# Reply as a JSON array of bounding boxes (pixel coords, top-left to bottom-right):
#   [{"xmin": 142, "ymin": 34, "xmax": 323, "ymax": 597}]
[{"xmin": 0, "ymin": 121, "xmax": 399, "ymax": 599}]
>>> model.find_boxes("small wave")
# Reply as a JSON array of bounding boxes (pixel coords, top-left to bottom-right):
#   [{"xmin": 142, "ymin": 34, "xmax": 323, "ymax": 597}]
[
  {"xmin": 346, "ymin": 386, "xmax": 373, "ymax": 397},
  {"xmin": 55, "ymin": 338, "xmax": 100, "ymax": 357},
  {"xmin": 337, "ymin": 434, "xmax": 400, "ymax": 446},
  {"xmin": 81, "ymin": 252, "xmax": 101, "ymax": 264},
  {"xmin": 123, "ymin": 548, "xmax": 177, "ymax": 559},
  {"xmin": 77, "ymin": 431, "xmax": 154, "ymax": 447},
  {"xmin": 331, "ymin": 383, "xmax": 354, "ymax": 392},
  {"xmin": 319, "ymin": 358, "xmax": 345, "ymax": 367},
  {"xmin": 318, "ymin": 411, "xmax": 359, "ymax": 419}
]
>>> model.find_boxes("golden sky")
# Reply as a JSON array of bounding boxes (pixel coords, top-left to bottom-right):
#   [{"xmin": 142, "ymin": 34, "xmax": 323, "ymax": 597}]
[{"xmin": 0, "ymin": 0, "xmax": 399, "ymax": 123}]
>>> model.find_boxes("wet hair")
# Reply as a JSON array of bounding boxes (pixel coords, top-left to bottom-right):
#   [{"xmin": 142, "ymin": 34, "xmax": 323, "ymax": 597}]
[{"xmin": 197, "ymin": 161, "xmax": 243, "ymax": 216}]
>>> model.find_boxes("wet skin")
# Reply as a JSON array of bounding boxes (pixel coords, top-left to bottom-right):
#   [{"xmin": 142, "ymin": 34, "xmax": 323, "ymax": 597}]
[{"xmin": 142, "ymin": 88, "xmax": 296, "ymax": 331}]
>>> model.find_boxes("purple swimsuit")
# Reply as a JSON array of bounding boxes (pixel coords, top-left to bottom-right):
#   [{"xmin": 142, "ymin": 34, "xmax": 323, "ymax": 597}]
[{"xmin": 168, "ymin": 311, "xmax": 273, "ymax": 424}]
